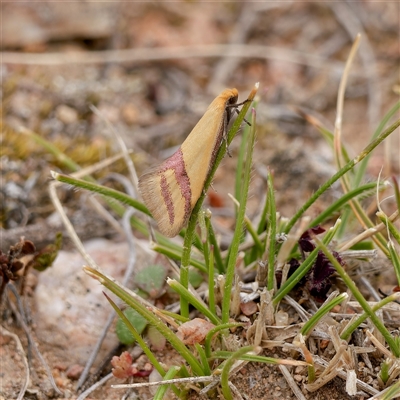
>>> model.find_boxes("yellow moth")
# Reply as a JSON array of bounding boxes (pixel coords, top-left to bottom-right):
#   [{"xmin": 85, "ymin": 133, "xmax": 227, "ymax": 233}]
[{"xmin": 139, "ymin": 88, "xmax": 241, "ymax": 237}]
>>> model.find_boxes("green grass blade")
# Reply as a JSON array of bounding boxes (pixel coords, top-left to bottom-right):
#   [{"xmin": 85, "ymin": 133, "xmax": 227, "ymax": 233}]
[
  {"xmin": 207, "ymin": 221, "xmax": 225, "ymax": 273},
  {"xmin": 153, "ymin": 366, "xmax": 180, "ymax": 400},
  {"xmin": 300, "ymin": 293, "xmax": 348, "ymax": 336},
  {"xmin": 51, "ymin": 171, "xmax": 150, "ymax": 216},
  {"xmin": 273, "ymin": 219, "xmax": 340, "ymax": 306},
  {"xmin": 353, "ymin": 101, "xmax": 400, "ymax": 188},
  {"xmin": 84, "ymin": 266, "xmax": 205, "ymax": 375},
  {"xmin": 340, "ymin": 293, "xmax": 400, "ymax": 341},
  {"xmin": 220, "ymin": 346, "xmax": 255, "ymax": 400},
  {"xmin": 314, "ymin": 238, "xmax": 400, "ymax": 357},
  {"xmin": 284, "ymin": 119, "xmax": 400, "ymax": 235},
  {"xmin": 151, "ymin": 242, "xmax": 207, "ymax": 273},
  {"xmin": 167, "ymin": 278, "xmax": 221, "ymax": 325},
  {"xmin": 309, "ymin": 181, "xmax": 388, "ymax": 228},
  {"xmin": 204, "ymin": 323, "xmax": 243, "ymax": 358},
  {"xmin": 105, "ymin": 293, "xmax": 166, "ymax": 377},
  {"xmin": 267, "ymin": 171, "xmax": 277, "ymax": 291},
  {"xmin": 222, "ymin": 108, "xmax": 257, "ymax": 324}
]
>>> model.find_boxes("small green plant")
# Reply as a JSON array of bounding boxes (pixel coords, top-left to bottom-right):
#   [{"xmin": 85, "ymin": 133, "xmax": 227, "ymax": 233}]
[{"xmin": 116, "ymin": 307, "xmax": 147, "ymax": 345}]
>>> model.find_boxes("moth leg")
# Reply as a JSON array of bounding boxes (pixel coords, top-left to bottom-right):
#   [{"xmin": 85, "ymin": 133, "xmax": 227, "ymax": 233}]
[
  {"xmin": 224, "ymin": 98, "xmax": 252, "ymax": 157},
  {"xmin": 227, "ymin": 100, "xmax": 252, "ymax": 126},
  {"xmin": 234, "ymin": 108, "xmax": 251, "ymax": 126},
  {"xmin": 222, "ymin": 114, "xmax": 232, "ymax": 158}
]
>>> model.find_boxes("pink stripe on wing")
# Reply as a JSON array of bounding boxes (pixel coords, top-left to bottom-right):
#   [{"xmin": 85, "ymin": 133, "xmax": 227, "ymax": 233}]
[
  {"xmin": 160, "ymin": 173, "xmax": 175, "ymax": 226},
  {"xmin": 160, "ymin": 149, "xmax": 192, "ymax": 225}
]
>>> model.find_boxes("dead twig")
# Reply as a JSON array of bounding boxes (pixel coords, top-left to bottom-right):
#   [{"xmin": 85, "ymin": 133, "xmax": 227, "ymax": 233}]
[
  {"xmin": 112, "ymin": 375, "xmax": 219, "ymax": 390},
  {"xmin": 279, "ymin": 364, "xmax": 307, "ymax": 400},
  {"xmin": 76, "ymin": 372, "xmax": 114, "ymax": 400},
  {"xmin": 330, "ymin": 2, "xmax": 381, "ymax": 131},
  {"xmin": 2, "ymin": 44, "xmax": 349, "ymax": 78},
  {"xmin": 89, "ymin": 105, "xmax": 139, "ymax": 195}
]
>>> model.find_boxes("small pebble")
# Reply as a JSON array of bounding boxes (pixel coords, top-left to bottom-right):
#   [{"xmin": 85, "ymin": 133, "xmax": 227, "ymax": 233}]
[
  {"xmin": 121, "ymin": 103, "xmax": 139, "ymax": 124},
  {"xmin": 66, "ymin": 364, "xmax": 84, "ymax": 380},
  {"xmin": 55, "ymin": 104, "xmax": 78, "ymax": 124},
  {"xmin": 294, "ymin": 374, "xmax": 303, "ymax": 382}
]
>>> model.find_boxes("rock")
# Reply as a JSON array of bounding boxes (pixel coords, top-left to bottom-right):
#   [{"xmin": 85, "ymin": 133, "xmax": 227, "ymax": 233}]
[
  {"xmin": 34, "ymin": 239, "xmax": 128, "ymax": 366},
  {"xmin": 55, "ymin": 105, "xmax": 78, "ymax": 124},
  {"xmin": 66, "ymin": 364, "xmax": 84, "ymax": 380}
]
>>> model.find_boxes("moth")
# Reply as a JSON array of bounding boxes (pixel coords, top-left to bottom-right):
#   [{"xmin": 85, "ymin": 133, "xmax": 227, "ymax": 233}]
[{"xmin": 138, "ymin": 88, "xmax": 242, "ymax": 237}]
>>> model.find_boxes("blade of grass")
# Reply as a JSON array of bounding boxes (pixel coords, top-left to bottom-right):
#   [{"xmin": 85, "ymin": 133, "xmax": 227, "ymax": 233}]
[
  {"xmin": 300, "ymin": 293, "xmax": 348, "ymax": 337},
  {"xmin": 220, "ymin": 346, "xmax": 255, "ymax": 400},
  {"xmin": 150, "ymin": 242, "xmax": 207, "ymax": 273},
  {"xmin": 158, "ymin": 309, "xmax": 189, "ymax": 323},
  {"xmin": 229, "ymin": 194, "xmax": 264, "ymax": 255},
  {"xmin": 104, "ymin": 293, "xmax": 166, "ymax": 377},
  {"xmin": 332, "ymin": 35, "xmax": 391, "ymax": 251},
  {"xmin": 207, "ymin": 245, "xmax": 216, "ymax": 317},
  {"xmin": 314, "ymin": 124, "xmax": 352, "ymax": 165},
  {"xmin": 222, "ymin": 108, "xmax": 257, "ymax": 324},
  {"xmin": 20, "ymin": 127, "xmax": 82, "ymax": 171},
  {"xmin": 308, "ymin": 181, "xmax": 389, "ymax": 228},
  {"xmin": 333, "ymin": 34, "xmax": 360, "ymax": 175},
  {"xmin": 376, "ymin": 211, "xmax": 400, "ymax": 246},
  {"xmin": 27, "ymin": 127, "xmax": 144, "ymax": 237},
  {"xmin": 296, "ymin": 108, "xmax": 352, "ymax": 165},
  {"xmin": 340, "ymin": 293, "xmax": 400, "ymax": 341},
  {"xmin": 379, "ymin": 378, "xmax": 400, "ymax": 400},
  {"xmin": 247, "ymin": 191, "xmax": 269, "ymax": 264},
  {"xmin": 314, "ymin": 238, "xmax": 400, "ymax": 357},
  {"xmin": 207, "ymin": 222, "xmax": 224, "ymax": 273},
  {"xmin": 234, "ymin": 119, "xmax": 250, "ymax": 215},
  {"xmin": 167, "ymin": 278, "xmax": 221, "ymax": 325},
  {"xmin": 51, "ymin": 171, "xmax": 150, "ymax": 215},
  {"xmin": 195, "ymin": 344, "xmax": 211, "ymax": 376},
  {"xmin": 376, "ymin": 185, "xmax": 400, "ymax": 281},
  {"xmin": 204, "ymin": 323, "xmax": 244, "ymax": 358},
  {"xmin": 354, "ymin": 101, "xmax": 400, "ymax": 188},
  {"xmin": 267, "ymin": 171, "xmax": 277, "ymax": 291},
  {"xmin": 83, "ymin": 266, "xmax": 205, "ymax": 375},
  {"xmin": 153, "ymin": 366, "xmax": 180, "ymax": 400},
  {"xmin": 273, "ymin": 219, "xmax": 341, "ymax": 306},
  {"xmin": 283, "ymin": 119, "xmax": 400, "ymax": 235},
  {"xmin": 393, "ymin": 176, "xmax": 400, "ymax": 211},
  {"xmin": 212, "ymin": 351, "xmax": 309, "ymax": 367},
  {"xmin": 388, "ymin": 239, "xmax": 400, "ymax": 286}
]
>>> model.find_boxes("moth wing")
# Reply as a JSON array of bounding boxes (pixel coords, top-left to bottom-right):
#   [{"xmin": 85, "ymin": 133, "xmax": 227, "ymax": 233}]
[
  {"xmin": 138, "ymin": 163, "xmax": 188, "ymax": 238},
  {"xmin": 181, "ymin": 103, "xmax": 226, "ymax": 205},
  {"xmin": 139, "ymin": 88, "xmax": 239, "ymax": 237}
]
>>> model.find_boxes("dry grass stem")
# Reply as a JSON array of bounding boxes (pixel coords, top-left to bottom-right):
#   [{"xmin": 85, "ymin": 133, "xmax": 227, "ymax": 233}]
[
  {"xmin": 2, "ymin": 44, "xmax": 349, "ymax": 76},
  {"xmin": 338, "ymin": 210, "xmax": 399, "ymax": 251},
  {"xmin": 49, "ymin": 180, "xmax": 99, "ymax": 270}
]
